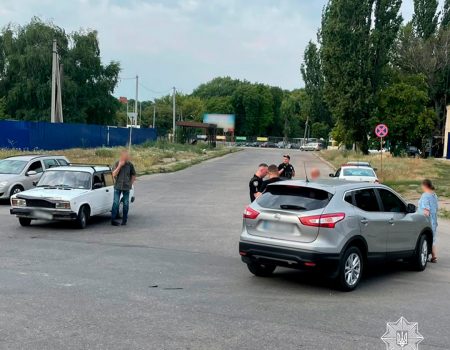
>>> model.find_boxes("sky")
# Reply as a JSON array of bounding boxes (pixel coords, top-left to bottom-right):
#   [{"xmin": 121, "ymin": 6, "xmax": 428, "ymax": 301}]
[{"xmin": 0, "ymin": 0, "xmax": 445, "ymax": 100}]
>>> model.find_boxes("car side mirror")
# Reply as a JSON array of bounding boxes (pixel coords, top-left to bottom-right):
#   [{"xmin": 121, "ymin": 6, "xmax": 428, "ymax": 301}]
[
  {"xmin": 26, "ymin": 170, "xmax": 37, "ymax": 176},
  {"xmin": 32, "ymin": 181, "xmax": 38, "ymax": 187},
  {"xmin": 329, "ymin": 173, "xmax": 335, "ymax": 178},
  {"xmin": 373, "ymin": 168, "xmax": 378, "ymax": 171},
  {"xmin": 406, "ymin": 203, "xmax": 416, "ymax": 213}
]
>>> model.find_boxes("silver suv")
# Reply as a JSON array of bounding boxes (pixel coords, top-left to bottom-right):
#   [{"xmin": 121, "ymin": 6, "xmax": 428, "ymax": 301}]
[
  {"xmin": 0, "ymin": 155, "xmax": 69, "ymax": 199},
  {"xmin": 239, "ymin": 180, "xmax": 433, "ymax": 291}
]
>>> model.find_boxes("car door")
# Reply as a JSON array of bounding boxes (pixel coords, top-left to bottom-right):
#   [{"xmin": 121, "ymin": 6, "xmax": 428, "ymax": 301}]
[
  {"xmin": 23, "ymin": 160, "xmax": 44, "ymax": 189},
  {"xmin": 91, "ymin": 172, "xmax": 111, "ymax": 213},
  {"xmin": 346, "ymin": 188, "xmax": 389, "ymax": 259},
  {"xmin": 377, "ymin": 188, "xmax": 417, "ymax": 254},
  {"xmin": 102, "ymin": 172, "xmax": 114, "ymax": 212}
]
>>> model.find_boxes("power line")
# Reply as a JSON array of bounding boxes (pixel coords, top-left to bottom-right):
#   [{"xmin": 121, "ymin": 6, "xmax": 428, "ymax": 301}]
[{"xmin": 138, "ymin": 82, "xmax": 173, "ymax": 95}]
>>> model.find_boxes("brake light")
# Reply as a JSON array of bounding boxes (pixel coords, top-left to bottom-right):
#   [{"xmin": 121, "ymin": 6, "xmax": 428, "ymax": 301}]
[
  {"xmin": 243, "ymin": 206, "xmax": 260, "ymax": 219},
  {"xmin": 300, "ymin": 213, "xmax": 345, "ymax": 228}
]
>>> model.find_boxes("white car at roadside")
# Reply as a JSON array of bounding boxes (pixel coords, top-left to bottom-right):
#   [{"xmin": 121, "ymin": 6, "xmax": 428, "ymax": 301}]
[
  {"xmin": 10, "ymin": 165, "xmax": 134, "ymax": 228},
  {"xmin": 329, "ymin": 165, "xmax": 379, "ymax": 183}
]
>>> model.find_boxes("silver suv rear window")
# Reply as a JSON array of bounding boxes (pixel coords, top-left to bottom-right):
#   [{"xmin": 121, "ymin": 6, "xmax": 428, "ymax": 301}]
[{"xmin": 258, "ymin": 186, "xmax": 331, "ymax": 211}]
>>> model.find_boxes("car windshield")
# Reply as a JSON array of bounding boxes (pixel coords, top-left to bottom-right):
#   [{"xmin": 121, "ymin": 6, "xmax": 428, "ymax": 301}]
[
  {"xmin": 37, "ymin": 170, "xmax": 91, "ymax": 189},
  {"xmin": 343, "ymin": 168, "xmax": 376, "ymax": 177},
  {"xmin": 258, "ymin": 185, "xmax": 331, "ymax": 211},
  {"xmin": 0, "ymin": 160, "xmax": 27, "ymax": 174}
]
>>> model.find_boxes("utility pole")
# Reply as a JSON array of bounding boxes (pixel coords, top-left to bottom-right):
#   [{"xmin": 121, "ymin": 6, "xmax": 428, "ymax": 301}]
[
  {"xmin": 153, "ymin": 104, "xmax": 156, "ymax": 128},
  {"xmin": 50, "ymin": 39, "xmax": 63, "ymax": 123},
  {"xmin": 135, "ymin": 75, "xmax": 139, "ymax": 127},
  {"xmin": 172, "ymin": 86, "xmax": 176, "ymax": 142},
  {"xmin": 303, "ymin": 116, "xmax": 309, "ymax": 146},
  {"xmin": 51, "ymin": 40, "xmax": 56, "ymax": 122}
]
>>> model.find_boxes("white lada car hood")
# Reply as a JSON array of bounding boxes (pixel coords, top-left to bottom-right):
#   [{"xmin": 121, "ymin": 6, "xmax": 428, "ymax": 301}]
[{"xmin": 15, "ymin": 187, "xmax": 89, "ymax": 201}]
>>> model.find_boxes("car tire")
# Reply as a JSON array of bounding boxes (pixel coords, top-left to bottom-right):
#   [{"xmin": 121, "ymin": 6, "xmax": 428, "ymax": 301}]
[
  {"xmin": 76, "ymin": 206, "xmax": 89, "ymax": 229},
  {"xmin": 337, "ymin": 246, "xmax": 363, "ymax": 291},
  {"xmin": 10, "ymin": 185, "xmax": 24, "ymax": 198},
  {"xmin": 247, "ymin": 262, "xmax": 276, "ymax": 277},
  {"xmin": 412, "ymin": 234, "xmax": 429, "ymax": 271},
  {"xmin": 18, "ymin": 218, "xmax": 32, "ymax": 227}
]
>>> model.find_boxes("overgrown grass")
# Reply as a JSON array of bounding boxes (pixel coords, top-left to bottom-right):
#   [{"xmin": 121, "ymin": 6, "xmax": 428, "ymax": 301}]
[
  {"xmin": 0, "ymin": 143, "xmax": 238, "ymax": 176},
  {"xmin": 320, "ymin": 150, "xmax": 450, "ymax": 203}
]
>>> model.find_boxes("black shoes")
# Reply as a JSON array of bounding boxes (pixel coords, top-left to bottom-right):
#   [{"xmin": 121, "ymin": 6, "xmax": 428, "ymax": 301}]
[{"xmin": 111, "ymin": 220, "xmax": 127, "ymax": 226}]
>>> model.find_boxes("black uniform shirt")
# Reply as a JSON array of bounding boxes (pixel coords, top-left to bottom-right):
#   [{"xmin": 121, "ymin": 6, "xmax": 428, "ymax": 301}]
[
  {"xmin": 261, "ymin": 177, "xmax": 282, "ymax": 193},
  {"xmin": 278, "ymin": 163, "xmax": 295, "ymax": 179},
  {"xmin": 249, "ymin": 174, "xmax": 263, "ymax": 202}
]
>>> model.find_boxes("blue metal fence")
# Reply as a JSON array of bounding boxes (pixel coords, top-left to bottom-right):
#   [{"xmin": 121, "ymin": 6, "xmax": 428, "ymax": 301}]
[{"xmin": 0, "ymin": 120, "xmax": 157, "ymax": 150}]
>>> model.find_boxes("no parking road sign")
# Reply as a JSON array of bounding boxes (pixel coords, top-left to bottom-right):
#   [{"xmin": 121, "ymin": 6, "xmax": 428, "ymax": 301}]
[{"xmin": 375, "ymin": 124, "xmax": 389, "ymax": 138}]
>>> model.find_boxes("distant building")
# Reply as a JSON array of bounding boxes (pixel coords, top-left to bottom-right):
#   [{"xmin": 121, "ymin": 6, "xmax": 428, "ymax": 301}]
[{"xmin": 119, "ymin": 96, "xmax": 128, "ymax": 104}]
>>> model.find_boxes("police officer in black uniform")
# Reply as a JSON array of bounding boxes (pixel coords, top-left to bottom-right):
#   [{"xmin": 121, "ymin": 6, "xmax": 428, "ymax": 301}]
[
  {"xmin": 278, "ymin": 155, "xmax": 295, "ymax": 179},
  {"xmin": 249, "ymin": 163, "xmax": 268, "ymax": 202}
]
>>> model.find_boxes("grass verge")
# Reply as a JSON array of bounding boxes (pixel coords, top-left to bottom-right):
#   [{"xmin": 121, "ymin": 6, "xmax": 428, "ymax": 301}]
[{"xmin": 0, "ymin": 141, "xmax": 239, "ymax": 176}]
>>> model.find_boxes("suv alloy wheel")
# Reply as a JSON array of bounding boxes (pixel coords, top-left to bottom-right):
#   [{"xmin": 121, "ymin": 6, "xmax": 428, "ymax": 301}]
[
  {"xmin": 412, "ymin": 234, "xmax": 429, "ymax": 271},
  {"xmin": 337, "ymin": 246, "xmax": 363, "ymax": 291}
]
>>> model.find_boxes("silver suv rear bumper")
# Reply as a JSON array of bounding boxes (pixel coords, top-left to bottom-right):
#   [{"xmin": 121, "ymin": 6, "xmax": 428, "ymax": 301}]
[{"xmin": 239, "ymin": 241, "xmax": 340, "ymax": 273}]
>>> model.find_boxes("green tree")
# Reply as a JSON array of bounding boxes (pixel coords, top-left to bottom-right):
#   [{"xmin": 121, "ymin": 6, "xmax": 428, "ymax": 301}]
[
  {"xmin": 376, "ymin": 75, "xmax": 435, "ymax": 155},
  {"xmin": 301, "ymin": 41, "xmax": 332, "ymax": 131},
  {"xmin": 178, "ymin": 95, "xmax": 206, "ymax": 121},
  {"xmin": 320, "ymin": 0, "xmax": 402, "ymax": 152},
  {"xmin": 0, "ymin": 97, "xmax": 8, "ymax": 119},
  {"xmin": 0, "ymin": 18, "xmax": 120, "ymax": 124},
  {"xmin": 413, "ymin": 0, "xmax": 439, "ymax": 39},
  {"xmin": 442, "ymin": 0, "xmax": 450, "ymax": 29}
]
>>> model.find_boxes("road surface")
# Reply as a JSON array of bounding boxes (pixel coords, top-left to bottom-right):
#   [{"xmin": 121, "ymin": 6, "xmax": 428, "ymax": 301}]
[{"xmin": 0, "ymin": 148, "xmax": 448, "ymax": 349}]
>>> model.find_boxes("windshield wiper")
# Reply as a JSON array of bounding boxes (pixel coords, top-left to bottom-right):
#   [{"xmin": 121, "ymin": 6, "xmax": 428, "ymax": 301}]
[
  {"xmin": 56, "ymin": 184, "xmax": 73, "ymax": 189},
  {"xmin": 280, "ymin": 204, "xmax": 307, "ymax": 211}
]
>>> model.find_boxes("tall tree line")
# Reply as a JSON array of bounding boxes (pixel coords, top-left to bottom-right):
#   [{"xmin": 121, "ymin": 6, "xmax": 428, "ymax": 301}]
[
  {"xmin": 132, "ymin": 77, "xmax": 316, "ymax": 139},
  {"xmin": 302, "ymin": 0, "xmax": 450, "ymax": 155}
]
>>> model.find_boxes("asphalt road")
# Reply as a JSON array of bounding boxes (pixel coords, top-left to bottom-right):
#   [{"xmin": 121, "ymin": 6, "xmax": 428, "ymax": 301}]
[{"xmin": 0, "ymin": 148, "xmax": 448, "ymax": 350}]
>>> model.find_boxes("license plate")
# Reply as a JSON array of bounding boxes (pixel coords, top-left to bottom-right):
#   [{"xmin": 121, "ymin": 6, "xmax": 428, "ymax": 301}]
[
  {"xmin": 31, "ymin": 210, "xmax": 53, "ymax": 220},
  {"xmin": 261, "ymin": 221, "xmax": 294, "ymax": 233}
]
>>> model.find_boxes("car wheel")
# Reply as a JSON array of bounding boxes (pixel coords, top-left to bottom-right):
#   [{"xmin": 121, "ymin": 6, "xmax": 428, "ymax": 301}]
[
  {"xmin": 412, "ymin": 234, "xmax": 429, "ymax": 271},
  {"xmin": 337, "ymin": 246, "xmax": 363, "ymax": 291},
  {"xmin": 247, "ymin": 262, "xmax": 276, "ymax": 277},
  {"xmin": 18, "ymin": 218, "xmax": 32, "ymax": 227},
  {"xmin": 10, "ymin": 185, "xmax": 24, "ymax": 198},
  {"xmin": 76, "ymin": 206, "xmax": 89, "ymax": 229}
]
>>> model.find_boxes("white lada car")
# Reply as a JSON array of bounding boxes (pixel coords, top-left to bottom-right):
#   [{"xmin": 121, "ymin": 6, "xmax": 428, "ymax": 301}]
[{"xmin": 10, "ymin": 165, "xmax": 135, "ymax": 229}]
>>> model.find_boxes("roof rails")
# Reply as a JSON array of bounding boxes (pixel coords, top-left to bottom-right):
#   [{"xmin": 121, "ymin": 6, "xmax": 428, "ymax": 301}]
[
  {"xmin": 68, "ymin": 163, "xmax": 111, "ymax": 171},
  {"xmin": 5, "ymin": 154, "xmax": 67, "ymax": 160}
]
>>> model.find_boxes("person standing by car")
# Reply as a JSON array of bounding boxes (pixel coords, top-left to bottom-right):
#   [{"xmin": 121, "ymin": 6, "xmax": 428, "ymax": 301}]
[
  {"xmin": 278, "ymin": 155, "xmax": 295, "ymax": 179},
  {"xmin": 249, "ymin": 163, "xmax": 268, "ymax": 202},
  {"xmin": 111, "ymin": 150, "xmax": 136, "ymax": 226},
  {"xmin": 418, "ymin": 179, "xmax": 439, "ymax": 263},
  {"xmin": 310, "ymin": 168, "xmax": 321, "ymax": 181},
  {"xmin": 260, "ymin": 164, "xmax": 282, "ymax": 193}
]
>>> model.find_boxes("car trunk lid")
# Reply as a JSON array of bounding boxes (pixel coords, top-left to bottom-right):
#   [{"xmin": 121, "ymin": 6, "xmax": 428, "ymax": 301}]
[{"xmin": 245, "ymin": 185, "xmax": 332, "ymax": 243}]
